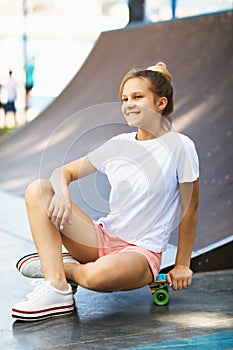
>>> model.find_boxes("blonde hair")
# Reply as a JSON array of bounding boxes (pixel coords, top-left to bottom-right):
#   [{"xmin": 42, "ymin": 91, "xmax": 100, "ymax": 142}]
[
  {"xmin": 146, "ymin": 62, "xmax": 172, "ymax": 84},
  {"xmin": 119, "ymin": 61, "xmax": 174, "ymax": 118}
]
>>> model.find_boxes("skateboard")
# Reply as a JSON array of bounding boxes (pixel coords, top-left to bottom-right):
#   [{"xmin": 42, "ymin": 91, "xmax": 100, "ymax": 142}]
[{"xmin": 149, "ymin": 273, "xmax": 169, "ymax": 306}]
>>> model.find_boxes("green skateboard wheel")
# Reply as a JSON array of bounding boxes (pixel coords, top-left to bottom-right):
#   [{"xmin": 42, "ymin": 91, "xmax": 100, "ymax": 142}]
[{"xmin": 153, "ymin": 288, "xmax": 169, "ymax": 306}]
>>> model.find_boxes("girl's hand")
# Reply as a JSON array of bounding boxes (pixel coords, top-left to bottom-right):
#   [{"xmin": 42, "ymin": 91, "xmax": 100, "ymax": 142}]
[
  {"xmin": 167, "ymin": 265, "xmax": 193, "ymax": 290},
  {"xmin": 47, "ymin": 192, "xmax": 72, "ymax": 231}
]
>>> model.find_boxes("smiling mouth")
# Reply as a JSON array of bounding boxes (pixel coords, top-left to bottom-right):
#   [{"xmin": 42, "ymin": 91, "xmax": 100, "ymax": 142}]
[{"xmin": 127, "ymin": 111, "xmax": 140, "ymax": 117}]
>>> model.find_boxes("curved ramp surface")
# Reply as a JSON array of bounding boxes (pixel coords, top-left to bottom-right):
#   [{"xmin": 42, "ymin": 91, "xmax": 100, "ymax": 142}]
[{"xmin": 0, "ymin": 12, "xmax": 232, "ymax": 268}]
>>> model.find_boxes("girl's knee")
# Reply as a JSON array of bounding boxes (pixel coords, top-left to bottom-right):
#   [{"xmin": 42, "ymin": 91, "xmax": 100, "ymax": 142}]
[{"xmin": 25, "ymin": 179, "xmax": 53, "ymax": 209}]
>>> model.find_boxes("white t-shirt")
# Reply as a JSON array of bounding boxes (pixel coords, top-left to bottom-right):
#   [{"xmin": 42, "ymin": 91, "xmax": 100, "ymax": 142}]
[{"xmin": 87, "ymin": 131, "xmax": 199, "ymax": 253}]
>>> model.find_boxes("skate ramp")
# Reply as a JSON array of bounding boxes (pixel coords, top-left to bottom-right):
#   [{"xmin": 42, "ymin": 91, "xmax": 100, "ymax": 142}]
[{"xmin": 0, "ymin": 11, "xmax": 232, "ymax": 270}]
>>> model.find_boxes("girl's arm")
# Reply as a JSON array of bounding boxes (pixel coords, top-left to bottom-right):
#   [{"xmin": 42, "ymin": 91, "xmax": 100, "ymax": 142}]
[
  {"xmin": 48, "ymin": 156, "xmax": 96, "ymax": 230},
  {"xmin": 167, "ymin": 179, "xmax": 199, "ymax": 290}
]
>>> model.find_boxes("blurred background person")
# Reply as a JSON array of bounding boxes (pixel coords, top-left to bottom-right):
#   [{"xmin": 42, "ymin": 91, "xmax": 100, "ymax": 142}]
[
  {"xmin": 0, "ymin": 82, "xmax": 4, "ymax": 113},
  {"xmin": 25, "ymin": 56, "xmax": 35, "ymax": 110},
  {"xmin": 3, "ymin": 70, "xmax": 18, "ymax": 126}
]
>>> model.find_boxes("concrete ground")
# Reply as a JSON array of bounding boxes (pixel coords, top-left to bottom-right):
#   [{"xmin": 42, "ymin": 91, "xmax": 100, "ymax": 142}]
[{"xmin": 1, "ymin": 229, "xmax": 233, "ymax": 350}]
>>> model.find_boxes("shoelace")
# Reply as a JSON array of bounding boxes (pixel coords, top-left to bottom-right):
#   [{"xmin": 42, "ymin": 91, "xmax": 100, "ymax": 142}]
[{"xmin": 25, "ymin": 281, "xmax": 51, "ymax": 302}]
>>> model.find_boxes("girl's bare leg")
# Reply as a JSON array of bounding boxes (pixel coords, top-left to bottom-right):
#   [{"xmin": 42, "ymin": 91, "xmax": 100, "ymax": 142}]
[
  {"xmin": 64, "ymin": 252, "xmax": 154, "ymax": 292},
  {"xmin": 25, "ymin": 179, "xmax": 99, "ymax": 291}
]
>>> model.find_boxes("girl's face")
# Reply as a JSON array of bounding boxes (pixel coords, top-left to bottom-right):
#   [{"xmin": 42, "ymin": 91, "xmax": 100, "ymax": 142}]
[{"xmin": 121, "ymin": 77, "xmax": 161, "ymax": 129}]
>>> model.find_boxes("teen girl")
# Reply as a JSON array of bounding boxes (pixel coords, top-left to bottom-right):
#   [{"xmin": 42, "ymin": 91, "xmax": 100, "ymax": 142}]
[{"xmin": 12, "ymin": 62, "xmax": 199, "ymax": 321}]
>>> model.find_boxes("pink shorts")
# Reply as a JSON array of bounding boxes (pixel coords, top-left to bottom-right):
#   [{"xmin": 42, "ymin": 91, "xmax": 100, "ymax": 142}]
[{"xmin": 95, "ymin": 224, "xmax": 162, "ymax": 283}]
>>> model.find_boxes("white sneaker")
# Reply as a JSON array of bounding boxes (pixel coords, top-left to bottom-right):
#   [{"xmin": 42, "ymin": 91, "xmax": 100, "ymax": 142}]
[
  {"xmin": 16, "ymin": 252, "xmax": 79, "ymax": 278},
  {"xmin": 12, "ymin": 280, "xmax": 74, "ymax": 321}
]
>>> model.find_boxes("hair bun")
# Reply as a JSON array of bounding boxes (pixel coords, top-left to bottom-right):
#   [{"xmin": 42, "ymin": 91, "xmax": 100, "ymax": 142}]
[{"xmin": 147, "ymin": 62, "xmax": 172, "ymax": 83}]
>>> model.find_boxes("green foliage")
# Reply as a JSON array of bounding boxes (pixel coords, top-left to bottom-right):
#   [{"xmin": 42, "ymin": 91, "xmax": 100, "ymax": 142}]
[{"xmin": 0, "ymin": 126, "xmax": 15, "ymax": 138}]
